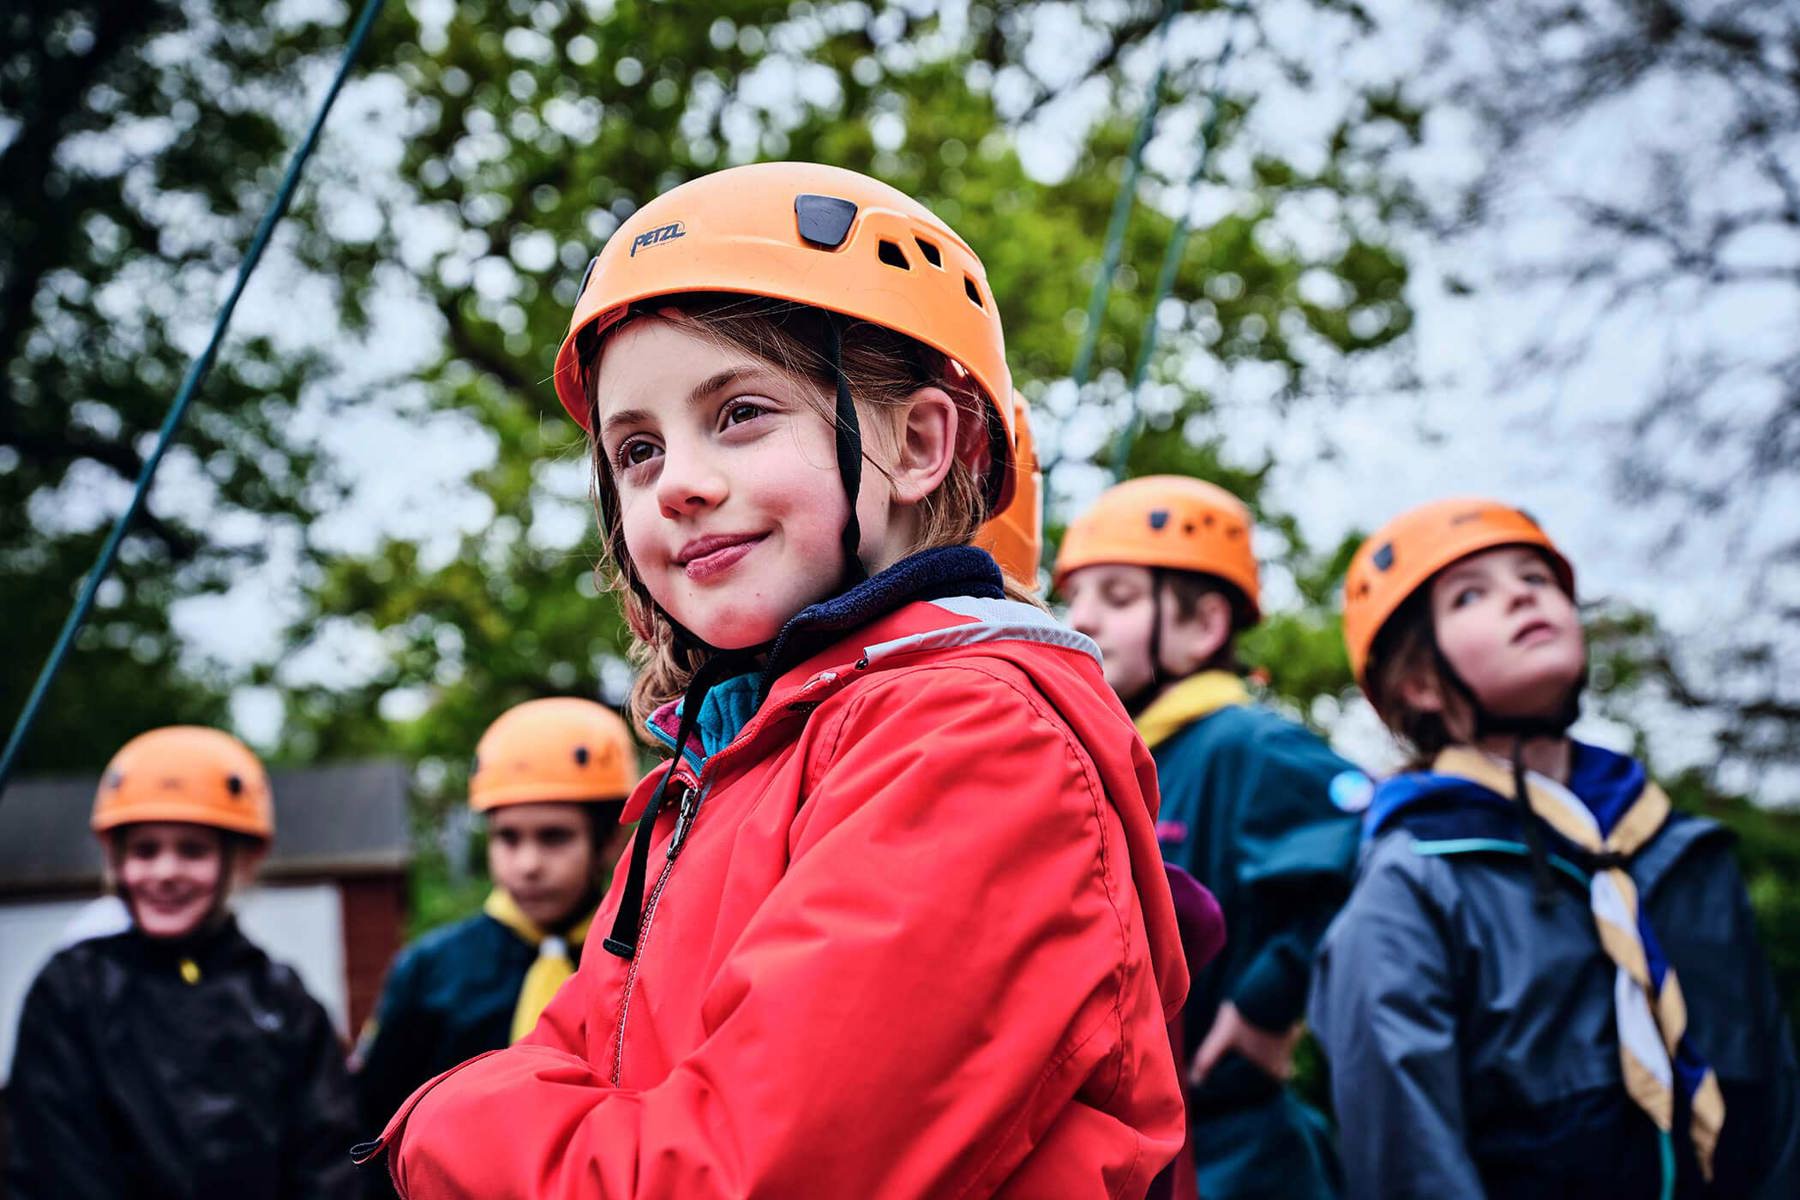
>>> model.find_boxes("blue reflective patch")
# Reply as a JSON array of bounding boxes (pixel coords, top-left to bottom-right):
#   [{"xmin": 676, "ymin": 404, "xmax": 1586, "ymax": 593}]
[{"xmin": 1329, "ymin": 770, "xmax": 1374, "ymax": 812}]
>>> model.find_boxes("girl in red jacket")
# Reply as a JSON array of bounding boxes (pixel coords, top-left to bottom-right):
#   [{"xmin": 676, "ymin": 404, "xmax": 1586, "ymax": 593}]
[{"xmin": 361, "ymin": 162, "xmax": 1190, "ymax": 1198}]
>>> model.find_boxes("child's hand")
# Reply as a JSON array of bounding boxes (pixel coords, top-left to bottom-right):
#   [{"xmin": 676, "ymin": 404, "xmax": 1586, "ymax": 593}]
[{"xmin": 1188, "ymin": 1001, "xmax": 1301, "ymax": 1086}]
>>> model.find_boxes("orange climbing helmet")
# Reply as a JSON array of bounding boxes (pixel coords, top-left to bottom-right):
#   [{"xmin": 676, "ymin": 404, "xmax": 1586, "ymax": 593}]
[
  {"xmin": 1053, "ymin": 475, "xmax": 1261, "ymax": 625},
  {"xmin": 554, "ymin": 161, "xmax": 1016, "ymax": 509},
  {"xmin": 1342, "ymin": 497, "xmax": 1575, "ymax": 687},
  {"xmin": 469, "ymin": 698, "xmax": 639, "ymax": 812},
  {"xmin": 92, "ymin": 726, "xmax": 274, "ymax": 841},
  {"xmin": 973, "ymin": 391, "xmax": 1042, "ymax": 587}
]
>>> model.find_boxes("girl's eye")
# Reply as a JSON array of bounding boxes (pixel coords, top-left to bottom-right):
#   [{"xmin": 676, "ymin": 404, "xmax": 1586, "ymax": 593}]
[
  {"xmin": 1452, "ymin": 586, "xmax": 1482, "ymax": 608},
  {"xmin": 615, "ymin": 438, "xmax": 660, "ymax": 471},
  {"xmin": 723, "ymin": 401, "xmax": 766, "ymax": 427},
  {"xmin": 1522, "ymin": 570, "xmax": 1552, "ymax": 586}
]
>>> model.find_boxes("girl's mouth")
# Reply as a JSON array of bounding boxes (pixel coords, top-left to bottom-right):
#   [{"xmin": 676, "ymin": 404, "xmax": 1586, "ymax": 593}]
[
  {"xmin": 139, "ymin": 892, "xmax": 203, "ymax": 913},
  {"xmin": 678, "ymin": 532, "xmax": 767, "ymax": 582},
  {"xmin": 1512, "ymin": 619, "xmax": 1557, "ymax": 645}
]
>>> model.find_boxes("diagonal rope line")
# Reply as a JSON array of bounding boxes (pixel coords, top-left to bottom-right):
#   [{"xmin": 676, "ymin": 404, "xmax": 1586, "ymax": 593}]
[
  {"xmin": 1068, "ymin": 0, "xmax": 1183, "ymax": 393},
  {"xmin": 1111, "ymin": 10, "xmax": 1244, "ymax": 481},
  {"xmin": 0, "ymin": 0, "xmax": 390, "ymax": 800}
]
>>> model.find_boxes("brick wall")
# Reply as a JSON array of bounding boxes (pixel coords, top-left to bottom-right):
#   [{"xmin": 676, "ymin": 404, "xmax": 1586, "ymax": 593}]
[{"xmin": 339, "ymin": 874, "xmax": 406, "ymax": 1036}]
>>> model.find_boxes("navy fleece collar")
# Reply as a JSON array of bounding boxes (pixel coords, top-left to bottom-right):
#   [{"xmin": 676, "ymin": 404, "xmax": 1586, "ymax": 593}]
[{"xmin": 651, "ymin": 546, "xmax": 1006, "ymax": 770}]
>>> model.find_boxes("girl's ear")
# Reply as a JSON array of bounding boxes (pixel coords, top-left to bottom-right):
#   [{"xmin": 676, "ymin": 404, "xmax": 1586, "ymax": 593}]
[
  {"xmin": 232, "ymin": 842, "xmax": 269, "ymax": 888},
  {"xmin": 1398, "ymin": 670, "xmax": 1446, "ymax": 715},
  {"xmin": 887, "ymin": 385, "xmax": 960, "ymax": 505},
  {"xmin": 1165, "ymin": 590, "xmax": 1234, "ymax": 672}
]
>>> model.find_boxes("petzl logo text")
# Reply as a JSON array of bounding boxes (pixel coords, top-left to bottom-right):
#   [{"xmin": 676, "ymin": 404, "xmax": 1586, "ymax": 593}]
[{"xmin": 630, "ymin": 221, "xmax": 686, "ymax": 257}]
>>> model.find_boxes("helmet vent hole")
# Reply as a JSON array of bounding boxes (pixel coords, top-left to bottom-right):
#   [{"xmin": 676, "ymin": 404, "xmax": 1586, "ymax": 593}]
[
  {"xmin": 877, "ymin": 239, "xmax": 910, "ymax": 270},
  {"xmin": 914, "ymin": 237, "xmax": 943, "ymax": 267},
  {"xmin": 226, "ymin": 774, "xmax": 244, "ymax": 797},
  {"xmin": 574, "ymin": 746, "xmax": 591, "ymax": 766},
  {"xmin": 963, "ymin": 275, "xmax": 984, "ymax": 309}
]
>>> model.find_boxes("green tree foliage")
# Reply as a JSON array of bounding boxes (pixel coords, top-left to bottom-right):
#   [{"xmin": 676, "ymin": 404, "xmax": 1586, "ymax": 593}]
[
  {"xmin": 1667, "ymin": 771, "xmax": 1800, "ymax": 1036},
  {"xmin": 0, "ymin": 0, "xmax": 352, "ymax": 769},
  {"xmin": 277, "ymin": 1, "xmax": 1417, "ymax": 832}
]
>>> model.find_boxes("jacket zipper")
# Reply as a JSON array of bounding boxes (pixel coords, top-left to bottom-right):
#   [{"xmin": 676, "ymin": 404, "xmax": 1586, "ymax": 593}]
[
  {"xmin": 606, "ymin": 667, "xmax": 855, "ymax": 1085},
  {"xmin": 609, "ymin": 778, "xmax": 702, "ymax": 1085}
]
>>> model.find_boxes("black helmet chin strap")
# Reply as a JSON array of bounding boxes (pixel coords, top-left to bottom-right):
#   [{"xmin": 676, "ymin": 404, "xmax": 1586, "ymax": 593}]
[
  {"xmin": 822, "ymin": 314, "xmax": 867, "ymax": 590},
  {"xmin": 604, "ymin": 315, "xmax": 872, "ymax": 961},
  {"xmin": 1122, "ymin": 568, "xmax": 1172, "ymax": 717}
]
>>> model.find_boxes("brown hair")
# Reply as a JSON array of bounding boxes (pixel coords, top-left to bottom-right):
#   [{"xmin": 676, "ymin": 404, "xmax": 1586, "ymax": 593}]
[
  {"xmin": 583, "ymin": 294, "xmax": 1040, "ymax": 730},
  {"xmin": 1363, "ymin": 588, "xmax": 1456, "ymax": 765}
]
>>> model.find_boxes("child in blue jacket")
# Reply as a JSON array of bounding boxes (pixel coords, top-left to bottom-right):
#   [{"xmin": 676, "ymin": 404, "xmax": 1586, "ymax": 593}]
[
  {"xmin": 1310, "ymin": 497, "xmax": 1799, "ymax": 1198},
  {"xmin": 1059, "ymin": 475, "xmax": 1365, "ymax": 1200}
]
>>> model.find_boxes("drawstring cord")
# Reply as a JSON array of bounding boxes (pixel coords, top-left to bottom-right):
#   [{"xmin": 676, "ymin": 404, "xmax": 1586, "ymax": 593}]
[
  {"xmin": 603, "ymin": 652, "xmax": 750, "ymax": 959},
  {"xmin": 1506, "ymin": 734, "xmax": 1561, "ymax": 911}
]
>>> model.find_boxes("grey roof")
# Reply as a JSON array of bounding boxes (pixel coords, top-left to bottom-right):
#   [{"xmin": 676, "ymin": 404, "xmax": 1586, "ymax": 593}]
[{"xmin": 0, "ymin": 760, "xmax": 412, "ymax": 895}]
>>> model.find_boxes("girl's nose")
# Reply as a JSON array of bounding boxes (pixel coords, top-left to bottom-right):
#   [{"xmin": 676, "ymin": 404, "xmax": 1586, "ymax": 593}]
[
  {"xmin": 655, "ymin": 445, "xmax": 728, "ymax": 519},
  {"xmin": 1066, "ymin": 596, "xmax": 1100, "ymax": 638},
  {"xmin": 1505, "ymin": 578, "xmax": 1540, "ymax": 610}
]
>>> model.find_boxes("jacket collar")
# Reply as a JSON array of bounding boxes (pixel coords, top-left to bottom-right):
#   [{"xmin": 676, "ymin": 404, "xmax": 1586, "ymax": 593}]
[
  {"xmin": 1367, "ymin": 741, "xmax": 1728, "ymax": 893},
  {"xmin": 1133, "ymin": 670, "xmax": 1250, "ymax": 752},
  {"xmin": 642, "ymin": 546, "xmax": 1097, "ymax": 795},
  {"xmin": 756, "ymin": 544, "xmax": 1006, "ymax": 700},
  {"xmin": 1368, "ymin": 741, "xmax": 1648, "ymax": 839}
]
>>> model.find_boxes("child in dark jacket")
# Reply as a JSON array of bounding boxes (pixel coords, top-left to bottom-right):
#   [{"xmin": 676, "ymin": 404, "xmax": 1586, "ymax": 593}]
[
  {"xmin": 5, "ymin": 726, "xmax": 359, "ymax": 1200},
  {"xmin": 1310, "ymin": 497, "xmax": 1800, "ymax": 1199},
  {"xmin": 1059, "ymin": 475, "xmax": 1364, "ymax": 1200},
  {"xmin": 352, "ymin": 698, "xmax": 637, "ymax": 1170}
]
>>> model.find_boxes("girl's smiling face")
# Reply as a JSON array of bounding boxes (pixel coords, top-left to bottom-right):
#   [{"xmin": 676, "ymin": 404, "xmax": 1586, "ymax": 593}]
[
  {"xmin": 114, "ymin": 822, "xmax": 225, "ymax": 940},
  {"xmin": 593, "ymin": 316, "xmax": 906, "ymax": 650}
]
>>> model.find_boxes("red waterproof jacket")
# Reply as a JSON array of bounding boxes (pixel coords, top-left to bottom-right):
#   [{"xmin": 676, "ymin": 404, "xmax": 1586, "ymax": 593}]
[{"xmin": 369, "ymin": 551, "xmax": 1189, "ymax": 1198}]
